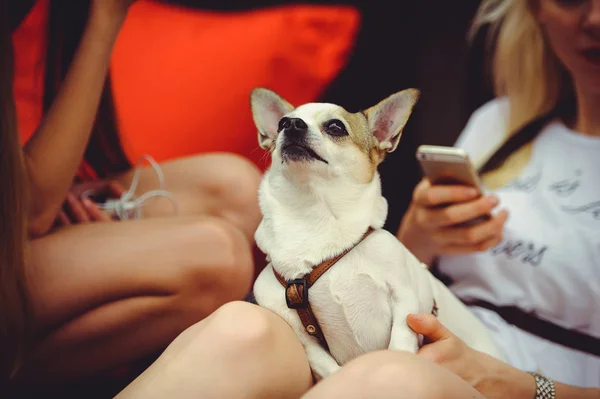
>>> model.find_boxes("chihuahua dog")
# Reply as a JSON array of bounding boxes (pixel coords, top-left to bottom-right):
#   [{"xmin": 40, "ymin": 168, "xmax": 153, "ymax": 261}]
[{"xmin": 250, "ymin": 87, "xmax": 504, "ymax": 379}]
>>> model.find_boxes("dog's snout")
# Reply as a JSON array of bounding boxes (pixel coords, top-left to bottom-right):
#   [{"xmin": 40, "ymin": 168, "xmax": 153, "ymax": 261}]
[
  {"xmin": 282, "ymin": 117, "xmax": 309, "ymax": 141},
  {"xmin": 279, "ymin": 117, "xmax": 308, "ymax": 136},
  {"xmin": 289, "ymin": 118, "xmax": 308, "ymax": 131}
]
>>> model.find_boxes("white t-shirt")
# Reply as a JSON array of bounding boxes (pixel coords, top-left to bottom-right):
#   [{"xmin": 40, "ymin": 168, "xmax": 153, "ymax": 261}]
[{"xmin": 437, "ymin": 98, "xmax": 600, "ymax": 388}]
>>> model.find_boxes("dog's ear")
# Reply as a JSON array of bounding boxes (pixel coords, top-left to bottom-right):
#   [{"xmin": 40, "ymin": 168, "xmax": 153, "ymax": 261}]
[
  {"xmin": 250, "ymin": 88, "xmax": 295, "ymax": 149},
  {"xmin": 364, "ymin": 88, "xmax": 420, "ymax": 153}
]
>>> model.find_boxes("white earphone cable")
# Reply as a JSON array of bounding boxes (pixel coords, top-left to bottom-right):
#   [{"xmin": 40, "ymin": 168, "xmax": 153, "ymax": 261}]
[{"xmin": 82, "ymin": 154, "xmax": 178, "ymax": 220}]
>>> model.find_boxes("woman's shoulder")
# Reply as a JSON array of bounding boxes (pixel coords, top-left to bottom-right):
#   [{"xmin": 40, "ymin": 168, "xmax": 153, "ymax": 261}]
[{"xmin": 455, "ymin": 97, "xmax": 510, "ymax": 160}]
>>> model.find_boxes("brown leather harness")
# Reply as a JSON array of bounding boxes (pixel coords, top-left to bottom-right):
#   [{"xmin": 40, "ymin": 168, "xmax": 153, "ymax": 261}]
[
  {"xmin": 273, "ymin": 226, "xmax": 439, "ymax": 354},
  {"xmin": 273, "ymin": 227, "xmax": 375, "ymax": 351},
  {"xmin": 272, "ymin": 227, "xmax": 375, "ymax": 351}
]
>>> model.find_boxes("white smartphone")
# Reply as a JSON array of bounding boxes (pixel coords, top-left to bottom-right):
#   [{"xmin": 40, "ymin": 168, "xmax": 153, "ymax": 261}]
[
  {"xmin": 416, "ymin": 145, "xmax": 484, "ymax": 193},
  {"xmin": 416, "ymin": 145, "xmax": 489, "ymax": 225}
]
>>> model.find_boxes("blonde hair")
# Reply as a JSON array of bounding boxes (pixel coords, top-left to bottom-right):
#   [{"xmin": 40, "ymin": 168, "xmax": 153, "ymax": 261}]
[{"xmin": 469, "ymin": 0, "xmax": 570, "ymax": 188}]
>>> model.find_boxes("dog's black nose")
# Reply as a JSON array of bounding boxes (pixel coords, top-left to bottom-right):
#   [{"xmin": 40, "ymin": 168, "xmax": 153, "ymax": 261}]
[
  {"xmin": 289, "ymin": 118, "xmax": 307, "ymax": 131},
  {"xmin": 280, "ymin": 117, "xmax": 308, "ymax": 133}
]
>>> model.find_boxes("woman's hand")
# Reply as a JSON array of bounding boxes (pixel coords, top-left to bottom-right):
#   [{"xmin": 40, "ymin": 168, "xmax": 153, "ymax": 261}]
[
  {"xmin": 407, "ymin": 313, "xmax": 600, "ymax": 399},
  {"xmin": 55, "ymin": 181, "xmax": 125, "ymax": 227},
  {"xmin": 397, "ymin": 178, "xmax": 509, "ymax": 265},
  {"xmin": 406, "ymin": 313, "xmax": 536, "ymax": 399}
]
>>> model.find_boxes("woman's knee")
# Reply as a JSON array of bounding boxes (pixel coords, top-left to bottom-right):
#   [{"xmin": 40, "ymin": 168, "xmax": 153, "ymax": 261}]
[
  {"xmin": 202, "ymin": 301, "xmax": 276, "ymax": 350},
  {"xmin": 208, "ymin": 302, "xmax": 305, "ymax": 354},
  {"xmin": 151, "ymin": 302, "xmax": 311, "ymax": 398},
  {"xmin": 177, "ymin": 218, "xmax": 254, "ymax": 313},
  {"xmin": 203, "ymin": 153, "xmax": 262, "ymax": 234},
  {"xmin": 195, "ymin": 302, "xmax": 309, "ymax": 371},
  {"xmin": 210, "ymin": 153, "xmax": 262, "ymax": 207}
]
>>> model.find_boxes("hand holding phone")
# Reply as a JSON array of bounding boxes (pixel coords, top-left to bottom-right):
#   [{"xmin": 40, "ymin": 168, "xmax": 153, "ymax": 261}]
[
  {"xmin": 416, "ymin": 145, "xmax": 489, "ymax": 225},
  {"xmin": 396, "ymin": 145, "xmax": 509, "ymax": 265}
]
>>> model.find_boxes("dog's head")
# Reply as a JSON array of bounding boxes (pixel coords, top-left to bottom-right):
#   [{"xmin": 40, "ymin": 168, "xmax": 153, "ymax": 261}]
[{"xmin": 250, "ymin": 88, "xmax": 420, "ymax": 183}]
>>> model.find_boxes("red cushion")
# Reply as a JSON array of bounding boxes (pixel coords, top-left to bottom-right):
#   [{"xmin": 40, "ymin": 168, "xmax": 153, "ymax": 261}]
[
  {"xmin": 12, "ymin": 0, "xmax": 49, "ymax": 145},
  {"xmin": 111, "ymin": 1, "xmax": 360, "ymax": 169},
  {"xmin": 13, "ymin": 0, "xmax": 361, "ymax": 171}
]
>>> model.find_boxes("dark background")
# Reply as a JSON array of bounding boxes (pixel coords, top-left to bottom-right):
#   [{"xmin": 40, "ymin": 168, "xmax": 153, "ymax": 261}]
[{"xmin": 313, "ymin": 1, "xmax": 495, "ymax": 232}]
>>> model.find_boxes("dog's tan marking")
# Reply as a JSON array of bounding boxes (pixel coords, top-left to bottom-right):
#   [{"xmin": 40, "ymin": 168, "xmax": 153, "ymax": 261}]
[{"xmin": 316, "ymin": 107, "xmax": 380, "ymax": 182}]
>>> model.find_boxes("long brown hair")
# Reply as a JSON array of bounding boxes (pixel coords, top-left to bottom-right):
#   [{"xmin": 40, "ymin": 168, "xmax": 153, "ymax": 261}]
[{"xmin": 0, "ymin": 0, "xmax": 32, "ymax": 382}]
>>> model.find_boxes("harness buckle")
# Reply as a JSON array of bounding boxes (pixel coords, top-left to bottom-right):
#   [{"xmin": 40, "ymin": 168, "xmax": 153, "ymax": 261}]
[{"xmin": 286, "ymin": 278, "xmax": 309, "ymax": 309}]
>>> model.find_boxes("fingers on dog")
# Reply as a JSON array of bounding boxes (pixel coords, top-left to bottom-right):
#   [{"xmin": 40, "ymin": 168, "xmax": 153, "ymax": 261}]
[
  {"xmin": 414, "ymin": 181, "xmax": 479, "ymax": 208},
  {"xmin": 407, "ymin": 313, "xmax": 452, "ymax": 343}
]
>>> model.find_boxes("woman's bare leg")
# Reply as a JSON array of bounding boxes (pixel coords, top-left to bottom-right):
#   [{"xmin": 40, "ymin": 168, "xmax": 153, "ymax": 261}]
[
  {"xmin": 17, "ymin": 216, "xmax": 253, "ymax": 386},
  {"xmin": 115, "ymin": 153, "xmax": 263, "ymax": 241},
  {"xmin": 303, "ymin": 350, "xmax": 485, "ymax": 399},
  {"xmin": 115, "ymin": 301, "xmax": 313, "ymax": 399}
]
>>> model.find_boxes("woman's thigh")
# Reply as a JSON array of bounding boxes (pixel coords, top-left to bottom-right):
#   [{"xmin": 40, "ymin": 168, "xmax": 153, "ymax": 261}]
[
  {"xmin": 114, "ymin": 153, "xmax": 263, "ymax": 240},
  {"xmin": 19, "ymin": 216, "xmax": 254, "ymax": 384},
  {"xmin": 28, "ymin": 215, "xmax": 253, "ymax": 332}
]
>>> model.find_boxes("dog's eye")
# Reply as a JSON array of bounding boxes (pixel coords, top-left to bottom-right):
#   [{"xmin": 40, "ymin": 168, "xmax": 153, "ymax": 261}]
[
  {"xmin": 324, "ymin": 119, "xmax": 348, "ymax": 137},
  {"xmin": 278, "ymin": 117, "xmax": 291, "ymax": 132}
]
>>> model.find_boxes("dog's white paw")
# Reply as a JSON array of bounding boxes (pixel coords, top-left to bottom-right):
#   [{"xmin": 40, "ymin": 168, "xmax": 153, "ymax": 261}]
[{"xmin": 389, "ymin": 329, "xmax": 420, "ymax": 354}]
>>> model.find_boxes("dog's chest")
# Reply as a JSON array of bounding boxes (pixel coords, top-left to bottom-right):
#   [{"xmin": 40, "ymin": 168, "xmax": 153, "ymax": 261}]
[
  {"xmin": 255, "ymin": 253, "xmax": 395, "ymax": 365},
  {"xmin": 312, "ymin": 268, "xmax": 394, "ymax": 364}
]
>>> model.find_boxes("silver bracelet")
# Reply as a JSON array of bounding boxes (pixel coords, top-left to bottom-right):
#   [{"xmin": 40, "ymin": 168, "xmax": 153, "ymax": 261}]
[{"xmin": 528, "ymin": 372, "xmax": 556, "ymax": 399}]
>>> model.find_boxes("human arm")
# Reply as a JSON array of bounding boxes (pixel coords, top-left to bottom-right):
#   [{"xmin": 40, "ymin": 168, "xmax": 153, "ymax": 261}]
[
  {"xmin": 22, "ymin": 0, "xmax": 135, "ymax": 237},
  {"xmin": 407, "ymin": 313, "xmax": 600, "ymax": 399},
  {"xmin": 396, "ymin": 178, "xmax": 508, "ymax": 266}
]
